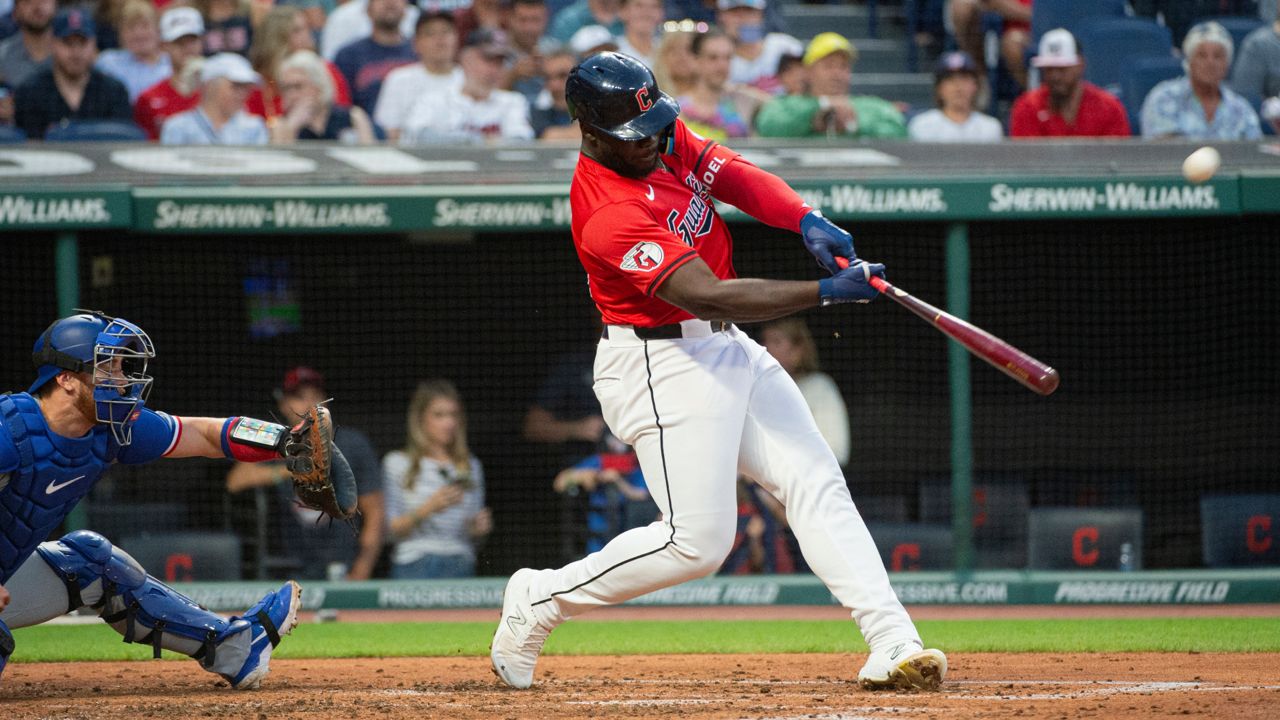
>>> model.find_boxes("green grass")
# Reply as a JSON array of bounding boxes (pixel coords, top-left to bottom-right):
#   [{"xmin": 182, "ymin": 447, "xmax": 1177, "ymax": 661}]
[{"xmin": 11, "ymin": 618, "xmax": 1280, "ymax": 663}]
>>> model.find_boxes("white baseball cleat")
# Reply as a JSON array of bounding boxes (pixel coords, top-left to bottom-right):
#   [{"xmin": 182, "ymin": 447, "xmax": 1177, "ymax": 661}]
[
  {"xmin": 857, "ymin": 641, "xmax": 947, "ymax": 691},
  {"xmin": 490, "ymin": 568, "xmax": 554, "ymax": 689}
]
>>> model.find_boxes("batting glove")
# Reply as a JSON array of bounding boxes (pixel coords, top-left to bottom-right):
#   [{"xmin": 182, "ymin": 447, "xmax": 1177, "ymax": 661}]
[
  {"xmin": 819, "ymin": 260, "xmax": 885, "ymax": 306},
  {"xmin": 801, "ymin": 210, "xmax": 855, "ymax": 275}
]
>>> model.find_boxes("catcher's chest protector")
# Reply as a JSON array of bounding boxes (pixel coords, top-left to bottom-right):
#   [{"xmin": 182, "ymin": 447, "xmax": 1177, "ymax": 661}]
[{"xmin": 0, "ymin": 393, "xmax": 117, "ymax": 583}]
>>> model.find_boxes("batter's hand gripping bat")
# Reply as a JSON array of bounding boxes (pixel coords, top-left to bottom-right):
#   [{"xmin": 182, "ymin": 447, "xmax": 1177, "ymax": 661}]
[{"xmin": 836, "ymin": 257, "xmax": 1059, "ymax": 396}]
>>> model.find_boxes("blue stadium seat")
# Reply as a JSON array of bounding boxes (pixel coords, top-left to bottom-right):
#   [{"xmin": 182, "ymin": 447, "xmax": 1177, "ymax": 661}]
[
  {"xmin": 1121, "ymin": 54, "xmax": 1185, "ymax": 132},
  {"xmin": 1030, "ymin": 0, "xmax": 1127, "ymax": 42},
  {"xmin": 1077, "ymin": 17, "xmax": 1175, "ymax": 97},
  {"xmin": 44, "ymin": 119, "xmax": 147, "ymax": 142},
  {"xmin": 0, "ymin": 125, "xmax": 26, "ymax": 143}
]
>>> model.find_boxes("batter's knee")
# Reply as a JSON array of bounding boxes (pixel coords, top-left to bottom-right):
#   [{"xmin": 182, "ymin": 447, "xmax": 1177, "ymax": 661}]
[{"xmin": 670, "ymin": 517, "xmax": 739, "ymax": 577}]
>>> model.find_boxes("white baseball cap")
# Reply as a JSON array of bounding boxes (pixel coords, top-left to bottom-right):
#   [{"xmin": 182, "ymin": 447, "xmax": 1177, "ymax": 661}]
[
  {"xmin": 717, "ymin": 0, "xmax": 766, "ymax": 10},
  {"xmin": 569, "ymin": 25, "xmax": 618, "ymax": 57},
  {"xmin": 201, "ymin": 52, "xmax": 261, "ymax": 85},
  {"xmin": 160, "ymin": 7, "xmax": 204, "ymax": 43},
  {"xmin": 1032, "ymin": 28, "xmax": 1082, "ymax": 68}
]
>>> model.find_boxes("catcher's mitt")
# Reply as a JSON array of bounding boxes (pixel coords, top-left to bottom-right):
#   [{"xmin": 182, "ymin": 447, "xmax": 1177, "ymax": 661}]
[{"xmin": 283, "ymin": 405, "xmax": 359, "ymax": 520}]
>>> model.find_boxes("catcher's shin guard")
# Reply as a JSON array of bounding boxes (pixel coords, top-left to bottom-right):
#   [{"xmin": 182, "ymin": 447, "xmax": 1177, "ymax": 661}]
[
  {"xmin": 36, "ymin": 530, "xmax": 242, "ymax": 665},
  {"xmin": 0, "ymin": 618, "xmax": 14, "ymax": 680}
]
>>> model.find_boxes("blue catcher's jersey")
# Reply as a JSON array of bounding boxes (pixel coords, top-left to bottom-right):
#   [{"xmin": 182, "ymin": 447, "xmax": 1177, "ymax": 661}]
[{"xmin": 0, "ymin": 392, "xmax": 180, "ymax": 583}]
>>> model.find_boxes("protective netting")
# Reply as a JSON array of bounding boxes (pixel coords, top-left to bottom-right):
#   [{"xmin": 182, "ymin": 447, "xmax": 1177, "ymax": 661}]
[{"xmin": 1, "ymin": 216, "xmax": 1275, "ymax": 577}]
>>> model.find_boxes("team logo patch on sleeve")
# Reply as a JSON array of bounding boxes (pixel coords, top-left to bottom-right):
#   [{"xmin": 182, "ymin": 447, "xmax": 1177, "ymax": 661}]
[{"xmin": 620, "ymin": 242, "xmax": 664, "ymax": 272}]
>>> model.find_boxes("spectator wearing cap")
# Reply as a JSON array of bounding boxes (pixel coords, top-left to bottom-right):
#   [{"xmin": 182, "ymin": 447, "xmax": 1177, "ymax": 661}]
[
  {"xmin": 160, "ymin": 52, "xmax": 267, "ymax": 143},
  {"xmin": 195, "ymin": 0, "xmax": 255, "ymax": 57},
  {"xmin": 134, "ymin": 6, "xmax": 205, "ymax": 140},
  {"xmin": 948, "ymin": 0, "xmax": 1033, "ymax": 90},
  {"xmin": 1232, "ymin": 3, "xmax": 1280, "ymax": 108},
  {"xmin": 95, "ymin": 1, "xmax": 170, "ymax": 103},
  {"xmin": 1009, "ymin": 29, "xmax": 1130, "ymax": 138},
  {"xmin": 568, "ymin": 24, "xmax": 618, "ymax": 59},
  {"xmin": 550, "ymin": 0, "xmax": 623, "ymax": 46},
  {"xmin": 226, "ymin": 366, "xmax": 387, "ymax": 582},
  {"xmin": 774, "ymin": 52, "xmax": 804, "ymax": 97},
  {"xmin": 1142, "ymin": 21, "xmax": 1262, "ymax": 140},
  {"xmin": 14, "ymin": 9, "xmax": 132, "ymax": 139},
  {"xmin": 400, "ymin": 28, "xmax": 534, "ymax": 144},
  {"xmin": 530, "ymin": 47, "xmax": 578, "ymax": 139},
  {"xmin": 679, "ymin": 27, "xmax": 768, "ymax": 140},
  {"xmin": 615, "ymin": 0, "xmax": 663, "ymax": 68},
  {"xmin": 717, "ymin": 0, "xmax": 802, "ymax": 94},
  {"xmin": 333, "ymin": 0, "xmax": 417, "ymax": 115},
  {"xmin": 502, "ymin": 0, "xmax": 554, "ymax": 104},
  {"xmin": 755, "ymin": 31, "xmax": 907, "ymax": 139},
  {"xmin": 0, "ymin": 0, "xmax": 55, "ymax": 90},
  {"xmin": 320, "ymin": 0, "xmax": 419, "ymax": 62},
  {"xmin": 908, "ymin": 50, "xmax": 1002, "ymax": 142},
  {"xmin": 245, "ymin": 6, "xmax": 352, "ymax": 129},
  {"xmin": 455, "ymin": 0, "xmax": 508, "ymax": 42},
  {"xmin": 271, "ymin": 49, "xmax": 380, "ymax": 143},
  {"xmin": 374, "ymin": 11, "xmax": 462, "ymax": 144}
]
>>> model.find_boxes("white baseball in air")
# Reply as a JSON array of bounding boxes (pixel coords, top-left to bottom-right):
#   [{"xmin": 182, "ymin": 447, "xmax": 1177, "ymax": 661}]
[{"xmin": 1182, "ymin": 146, "xmax": 1221, "ymax": 184}]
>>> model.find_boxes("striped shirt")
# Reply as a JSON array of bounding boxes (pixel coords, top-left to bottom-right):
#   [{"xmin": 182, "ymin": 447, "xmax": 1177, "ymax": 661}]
[{"xmin": 382, "ymin": 450, "xmax": 485, "ymax": 565}]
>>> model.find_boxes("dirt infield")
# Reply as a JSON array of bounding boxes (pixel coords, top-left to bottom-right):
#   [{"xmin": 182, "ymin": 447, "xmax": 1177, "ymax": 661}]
[{"xmin": 3, "ymin": 652, "xmax": 1277, "ymax": 719}]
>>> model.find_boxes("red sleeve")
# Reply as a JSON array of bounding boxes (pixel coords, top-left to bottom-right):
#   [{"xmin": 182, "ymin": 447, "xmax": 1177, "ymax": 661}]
[
  {"xmin": 580, "ymin": 201, "xmax": 700, "ymax": 297},
  {"xmin": 328, "ymin": 62, "xmax": 352, "ymax": 107},
  {"xmin": 711, "ymin": 157, "xmax": 812, "ymax": 232},
  {"xmin": 664, "ymin": 119, "xmax": 810, "ymax": 231},
  {"xmin": 1104, "ymin": 96, "xmax": 1132, "ymax": 137},
  {"xmin": 1008, "ymin": 96, "xmax": 1038, "ymax": 137},
  {"xmin": 133, "ymin": 93, "xmax": 158, "ymax": 140}
]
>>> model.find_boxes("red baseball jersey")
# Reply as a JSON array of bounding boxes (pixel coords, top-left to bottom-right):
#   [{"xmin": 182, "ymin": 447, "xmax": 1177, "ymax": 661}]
[{"xmin": 571, "ymin": 119, "xmax": 745, "ymax": 327}]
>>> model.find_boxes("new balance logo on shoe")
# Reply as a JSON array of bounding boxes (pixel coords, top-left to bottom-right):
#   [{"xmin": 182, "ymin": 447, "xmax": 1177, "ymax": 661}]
[
  {"xmin": 888, "ymin": 643, "xmax": 908, "ymax": 661},
  {"xmin": 506, "ymin": 607, "xmax": 529, "ymax": 636}
]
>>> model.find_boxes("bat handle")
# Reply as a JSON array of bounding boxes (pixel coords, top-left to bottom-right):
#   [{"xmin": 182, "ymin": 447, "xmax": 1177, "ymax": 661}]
[{"xmin": 832, "ymin": 256, "xmax": 889, "ymax": 293}]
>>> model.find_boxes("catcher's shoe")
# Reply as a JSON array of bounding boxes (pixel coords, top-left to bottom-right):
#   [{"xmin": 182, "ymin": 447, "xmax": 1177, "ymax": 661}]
[
  {"xmin": 224, "ymin": 580, "xmax": 303, "ymax": 690},
  {"xmin": 490, "ymin": 568, "xmax": 554, "ymax": 689},
  {"xmin": 857, "ymin": 642, "xmax": 947, "ymax": 691}
]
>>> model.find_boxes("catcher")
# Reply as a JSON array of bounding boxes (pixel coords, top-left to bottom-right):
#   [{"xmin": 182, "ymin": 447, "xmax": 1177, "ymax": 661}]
[{"xmin": 0, "ymin": 311, "xmax": 357, "ymax": 688}]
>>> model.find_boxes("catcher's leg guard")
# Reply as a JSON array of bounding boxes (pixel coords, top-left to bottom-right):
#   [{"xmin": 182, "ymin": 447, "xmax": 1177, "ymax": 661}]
[
  {"xmin": 0, "ymin": 618, "xmax": 14, "ymax": 681},
  {"xmin": 34, "ymin": 531, "xmax": 254, "ymax": 675}
]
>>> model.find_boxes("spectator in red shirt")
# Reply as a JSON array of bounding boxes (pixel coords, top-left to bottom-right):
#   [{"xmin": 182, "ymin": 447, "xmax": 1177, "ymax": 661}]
[
  {"xmin": 134, "ymin": 6, "xmax": 205, "ymax": 139},
  {"xmin": 246, "ymin": 6, "xmax": 351, "ymax": 128},
  {"xmin": 1010, "ymin": 28, "xmax": 1131, "ymax": 138}
]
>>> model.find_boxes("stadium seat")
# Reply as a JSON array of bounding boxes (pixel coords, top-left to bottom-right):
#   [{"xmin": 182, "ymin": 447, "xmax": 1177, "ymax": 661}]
[
  {"xmin": 1077, "ymin": 17, "xmax": 1175, "ymax": 97},
  {"xmin": 1200, "ymin": 494, "xmax": 1280, "ymax": 567},
  {"xmin": 1030, "ymin": 0, "xmax": 1127, "ymax": 42},
  {"xmin": 1027, "ymin": 508, "xmax": 1144, "ymax": 570},
  {"xmin": 866, "ymin": 523, "xmax": 953, "ymax": 571},
  {"xmin": 119, "ymin": 531, "xmax": 243, "ymax": 582},
  {"xmin": 0, "ymin": 125, "xmax": 26, "ymax": 143},
  {"xmin": 1121, "ymin": 54, "xmax": 1185, "ymax": 132},
  {"xmin": 44, "ymin": 119, "xmax": 148, "ymax": 142},
  {"xmin": 919, "ymin": 477, "xmax": 1030, "ymax": 569}
]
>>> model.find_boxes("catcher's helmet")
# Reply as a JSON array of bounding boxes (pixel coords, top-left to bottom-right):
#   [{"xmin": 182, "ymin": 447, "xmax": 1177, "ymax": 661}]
[
  {"xmin": 566, "ymin": 51, "xmax": 680, "ymax": 141},
  {"xmin": 30, "ymin": 311, "xmax": 154, "ymax": 445}
]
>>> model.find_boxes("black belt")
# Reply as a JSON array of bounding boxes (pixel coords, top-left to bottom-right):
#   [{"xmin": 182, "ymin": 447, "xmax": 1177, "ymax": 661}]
[{"xmin": 602, "ymin": 321, "xmax": 730, "ymax": 340}]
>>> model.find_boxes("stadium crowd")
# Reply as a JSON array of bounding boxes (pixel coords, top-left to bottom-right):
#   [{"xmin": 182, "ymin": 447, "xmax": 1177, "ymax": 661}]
[{"xmin": 0, "ymin": 0, "xmax": 1277, "ymax": 143}]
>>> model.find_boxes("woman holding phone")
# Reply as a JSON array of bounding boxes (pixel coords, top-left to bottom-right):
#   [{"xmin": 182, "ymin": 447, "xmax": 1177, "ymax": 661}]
[{"xmin": 384, "ymin": 379, "xmax": 492, "ymax": 579}]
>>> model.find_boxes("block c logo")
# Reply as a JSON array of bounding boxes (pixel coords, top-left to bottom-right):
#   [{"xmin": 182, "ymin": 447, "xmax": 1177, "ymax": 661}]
[
  {"xmin": 635, "ymin": 86, "xmax": 654, "ymax": 112},
  {"xmin": 1072, "ymin": 526, "xmax": 1100, "ymax": 566},
  {"xmin": 1246, "ymin": 515, "xmax": 1272, "ymax": 554}
]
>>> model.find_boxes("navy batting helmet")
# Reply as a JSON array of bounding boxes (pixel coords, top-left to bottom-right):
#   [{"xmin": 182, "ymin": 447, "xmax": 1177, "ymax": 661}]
[{"xmin": 566, "ymin": 51, "xmax": 680, "ymax": 141}]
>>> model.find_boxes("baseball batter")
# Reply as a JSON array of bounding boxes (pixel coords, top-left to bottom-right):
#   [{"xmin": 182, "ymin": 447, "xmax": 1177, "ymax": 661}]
[
  {"xmin": 0, "ymin": 312, "xmax": 312, "ymax": 688},
  {"xmin": 490, "ymin": 52, "xmax": 946, "ymax": 691}
]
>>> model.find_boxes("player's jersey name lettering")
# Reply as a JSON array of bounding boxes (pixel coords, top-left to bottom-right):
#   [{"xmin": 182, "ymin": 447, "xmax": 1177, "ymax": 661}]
[{"xmin": 0, "ymin": 195, "xmax": 110, "ymax": 224}]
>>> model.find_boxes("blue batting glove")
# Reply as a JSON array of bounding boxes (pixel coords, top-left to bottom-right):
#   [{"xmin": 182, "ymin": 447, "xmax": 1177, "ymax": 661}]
[
  {"xmin": 818, "ymin": 260, "xmax": 886, "ymax": 306},
  {"xmin": 800, "ymin": 210, "xmax": 855, "ymax": 275}
]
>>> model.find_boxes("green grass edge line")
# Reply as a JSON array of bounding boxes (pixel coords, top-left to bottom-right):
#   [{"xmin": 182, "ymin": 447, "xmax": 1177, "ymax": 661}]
[{"xmin": 11, "ymin": 618, "xmax": 1280, "ymax": 663}]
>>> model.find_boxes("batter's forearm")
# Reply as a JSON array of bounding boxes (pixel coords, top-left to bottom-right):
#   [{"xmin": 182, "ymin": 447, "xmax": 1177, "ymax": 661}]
[{"xmin": 663, "ymin": 277, "xmax": 821, "ymax": 323}]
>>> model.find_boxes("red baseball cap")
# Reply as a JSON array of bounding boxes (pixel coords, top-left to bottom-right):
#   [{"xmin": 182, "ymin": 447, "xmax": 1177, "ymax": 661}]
[{"xmin": 279, "ymin": 366, "xmax": 325, "ymax": 395}]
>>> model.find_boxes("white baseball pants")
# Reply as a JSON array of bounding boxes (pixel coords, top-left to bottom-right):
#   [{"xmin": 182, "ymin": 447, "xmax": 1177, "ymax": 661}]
[{"xmin": 526, "ymin": 319, "xmax": 922, "ymax": 653}]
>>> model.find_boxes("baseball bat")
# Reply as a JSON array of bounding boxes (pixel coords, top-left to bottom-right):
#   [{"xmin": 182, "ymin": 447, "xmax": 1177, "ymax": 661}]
[{"xmin": 835, "ymin": 257, "xmax": 1060, "ymax": 396}]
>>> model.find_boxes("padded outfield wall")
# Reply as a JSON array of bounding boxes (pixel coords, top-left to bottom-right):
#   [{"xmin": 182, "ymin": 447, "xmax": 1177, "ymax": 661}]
[{"xmin": 1, "ymin": 141, "xmax": 1277, "ymax": 585}]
